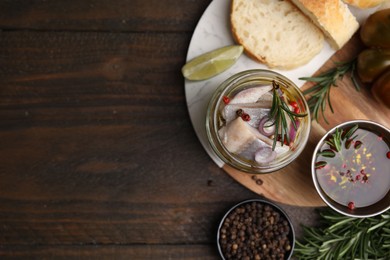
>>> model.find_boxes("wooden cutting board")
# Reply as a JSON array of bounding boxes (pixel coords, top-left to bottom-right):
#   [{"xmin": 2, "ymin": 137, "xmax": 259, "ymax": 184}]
[{"xmin": 223, "ymin": 35, "xmax": 390, "ymax": 207}]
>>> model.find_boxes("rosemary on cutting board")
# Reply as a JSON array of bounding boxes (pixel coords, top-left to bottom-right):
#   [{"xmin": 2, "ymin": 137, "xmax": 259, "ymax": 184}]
[
  {"xmin": 301, "ymin": 59, "xmax": 360, "ymax": 124},
  {"xmin": 269, "ymin": 81, "xmax": 307, "ymax": 150},
  {"xmin": 294, "ymin": 208, "xmax": 390, "ymax": 259}
]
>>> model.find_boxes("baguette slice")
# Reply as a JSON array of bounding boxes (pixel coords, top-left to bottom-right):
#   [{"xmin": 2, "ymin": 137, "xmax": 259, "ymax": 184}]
[
  {"xmin": 231, "ymin": 0, "xmax": 324, "ymax": 70},
  {"xmin": 290, "ymin": 0, "xmax": 359, "ymax": 49}
]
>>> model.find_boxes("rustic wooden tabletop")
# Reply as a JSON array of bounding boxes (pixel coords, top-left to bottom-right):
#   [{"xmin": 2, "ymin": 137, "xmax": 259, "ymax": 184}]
[{"xmin": 0, "ymin": 0, "xmax": 326, "ymax": 258}]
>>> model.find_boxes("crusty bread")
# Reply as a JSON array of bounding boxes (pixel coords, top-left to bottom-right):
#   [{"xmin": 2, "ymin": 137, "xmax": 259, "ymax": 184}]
[
  {"xmin": 290, "ymin": 0, "xmax": 359, "ymax": 50},
  {"xmin": 230, "ymin": 0, "xmax": 324, "ymax": 70},
  {"xmin": 343, "ymin": 0, "xmax": 387, "ymax": 9},
  {"xmin": 377, "ymin": 0, "xmax": 390, "ymax": 10},
  {"xmin": 378, "ymin": 0, "xmax": 390, "ymax": 10}
]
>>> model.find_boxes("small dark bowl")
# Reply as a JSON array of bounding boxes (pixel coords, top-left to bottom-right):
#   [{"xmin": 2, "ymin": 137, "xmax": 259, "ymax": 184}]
[{"xmin": 217, "ymin": 199, "xmax": 295, "ymax": 260}]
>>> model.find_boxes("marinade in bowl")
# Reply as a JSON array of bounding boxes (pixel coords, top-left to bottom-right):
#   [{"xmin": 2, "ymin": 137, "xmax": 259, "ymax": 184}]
[{"xmin": 312, "ymin": 120, "xmax": 390, "ymax": 217}]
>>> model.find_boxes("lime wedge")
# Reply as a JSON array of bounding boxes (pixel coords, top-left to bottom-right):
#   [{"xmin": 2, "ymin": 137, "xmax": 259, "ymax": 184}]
[{"xmin": 182, "ymin": 45, "xmax": 244, "ymax": 81}]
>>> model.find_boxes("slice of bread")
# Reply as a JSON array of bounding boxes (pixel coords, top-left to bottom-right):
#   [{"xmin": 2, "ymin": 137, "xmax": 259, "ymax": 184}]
[
  {"xmin": 290, "ymin": 0, "xmax": 359, "ymax": 49},
  {"xmin": 230, "ymin": 0, "xmax": 324, "ymax": 70}
]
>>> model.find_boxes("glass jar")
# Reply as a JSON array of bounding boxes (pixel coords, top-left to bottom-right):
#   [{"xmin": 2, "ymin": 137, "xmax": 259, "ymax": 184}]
[{"xmin": 206, "ymin": 69, "xmax": 311, "ymax": 174}]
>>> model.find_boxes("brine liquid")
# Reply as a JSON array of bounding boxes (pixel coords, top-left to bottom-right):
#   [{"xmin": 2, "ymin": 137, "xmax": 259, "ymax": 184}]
[
  {"xmin": 315, "ymin": 128, "xmax": 390, "ymax": 208},
  {"xmin": 217, "ymin": 83, "xmax": 303, "ymax": 164}
]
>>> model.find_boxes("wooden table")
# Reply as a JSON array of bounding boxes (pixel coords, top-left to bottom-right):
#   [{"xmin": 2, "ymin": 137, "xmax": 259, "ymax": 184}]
[{"xmin": 0, "ymin": 0, "xmax": 347, "ymax": 258}]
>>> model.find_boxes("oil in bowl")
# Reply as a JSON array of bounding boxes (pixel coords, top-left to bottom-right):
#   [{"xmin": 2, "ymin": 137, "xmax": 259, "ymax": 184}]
[{"xmin": 312, "ymin": 120, "xmax": 390, "ymax": 217}]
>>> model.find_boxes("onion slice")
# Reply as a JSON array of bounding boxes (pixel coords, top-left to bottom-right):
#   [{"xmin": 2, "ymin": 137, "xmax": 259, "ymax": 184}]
[
  {"xmin": 258, "ymin": 117, "xmax": 275, "ymax": 137},
  {"xmin": 289, "ymin": 120, "xmax": 300, "ymax": 142}
]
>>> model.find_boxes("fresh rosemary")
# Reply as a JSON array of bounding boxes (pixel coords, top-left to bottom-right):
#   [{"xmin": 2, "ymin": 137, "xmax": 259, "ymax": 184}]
[
  {"xmin": 316, "ymin": 124, "xmax": 359, "ymax": 169},
  {"xmin": 301, "ymin": 59, "xmax": 360, "ymax": 124},
  {"xmin": 325, "ymin": 124, "xmax": 358, "ymax": 153},
  {"xmin": 294, "ymin": 208, "xmax": 390, "ymax": 260},
  {"xmin": 326, "ymin": 126, "xmax": 344, "ymax": 152},
  {"xmin": 269, "ymin": 81, "xmax": 307, "ymax": 150}
]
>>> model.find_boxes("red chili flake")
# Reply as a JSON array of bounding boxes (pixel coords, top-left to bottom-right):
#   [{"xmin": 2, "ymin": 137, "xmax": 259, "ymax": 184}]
[
  {"xmin": 241, "ymin": 113, "xmax": 251, "ymax": 121},
  {"xmin": 387, "ymin": 151, "xmax": 390, "ymax": 159},
  {"xmin": 362, "ymin": 175, "xmax": 368, "ymax": 183},
  {"xmin": 222, "ymin": 96, "xmax": 230, "ymax": 104},
  {"xmin": 348, "ymin": 201, "xmax": 355, "ymax": 210},
  {"xmin": 355, "ymin": 175, "xmax": 361, "ymax": 181}
]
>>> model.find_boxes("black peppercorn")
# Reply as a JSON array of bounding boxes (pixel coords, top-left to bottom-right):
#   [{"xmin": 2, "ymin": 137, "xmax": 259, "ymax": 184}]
[{"xmin": 218, "ymin": 200, "xmax": 293, "ymax": 260}]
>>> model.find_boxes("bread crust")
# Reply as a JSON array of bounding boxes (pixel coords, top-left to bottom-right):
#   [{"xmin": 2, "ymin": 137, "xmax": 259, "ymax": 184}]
[
  {"xmin": 230, "ymin": 24, "xmax": 267, "ymax": 65},
  {"xmin": 230, "ymin": 0, "xmax": 324, "ymax": 69},
  {"xmin": 290, "ymin": 0, "xmax": 359, "ymax": 49},
  {"xmin": 230, "ymin": 0, "xmax": 268, "ymax": 65},
  {"xmin": 230, "ymin": 2, "xmax": 264, "ymax": 64}
]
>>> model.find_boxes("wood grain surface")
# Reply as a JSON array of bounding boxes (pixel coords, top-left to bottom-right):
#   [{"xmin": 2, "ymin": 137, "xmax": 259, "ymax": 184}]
[{"xmin": 0, "ymin": 0, "xmax": 371, "ymax": 258}]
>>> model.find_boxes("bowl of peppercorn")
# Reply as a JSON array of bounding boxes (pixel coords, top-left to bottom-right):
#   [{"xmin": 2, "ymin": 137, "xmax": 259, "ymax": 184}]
[
  {"xmin": 217, "ymin": 199, "xmax": 295, "ymax": 260},
  {"xmin": 312, "ymin": 120, "xmax": 390, "ymax": 218}
]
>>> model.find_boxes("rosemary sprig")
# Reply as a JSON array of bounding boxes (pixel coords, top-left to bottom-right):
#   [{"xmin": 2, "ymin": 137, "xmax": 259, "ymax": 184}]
[
  {"xmin": 294, "ymin": 208, "xmax": 390, "ymax": 260},
  {"xmin": 316, "ymin": 124, "xmax": 358, "ymax": 169},
  {"xmin": 325, "ymin": 127, "xmax": 344, "ymax": 152},
  {"xmin": 269, "ymin": 81, "xmax": 307, "ymax": 150},
  {"xmin": 324, "ymin": 124, "xmax": 358, "ymax": 153},
  {"xmin": 301, "ymin": 59, "xmax": 359, "ymax": 124}
]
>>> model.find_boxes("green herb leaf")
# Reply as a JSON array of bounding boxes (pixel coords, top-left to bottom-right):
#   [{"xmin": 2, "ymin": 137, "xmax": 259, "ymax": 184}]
[
  {"xmin": 325, "ymin": 127, "xmax": 349, "ymax": 153},
  {"xmin": 343, "ymin": 124, "xmax": 359, "ymax": 140},
  {"xmin": 294, "ymin": 209, "xmax": 390, "ymax": 259},
  {"xmin": 269, "ymin": 81, "xmax": 308, "ymax": 150},
  {"xmin": 317, "ymin": 149, "xmax": 335, "ymax": 158},
  {"xmin": 315, "ymin": 161, "xmax": 327, "ymax": 169},
  {"xmin": 301, "ymin": 59, "xmax": 359, "ymax": 123}
]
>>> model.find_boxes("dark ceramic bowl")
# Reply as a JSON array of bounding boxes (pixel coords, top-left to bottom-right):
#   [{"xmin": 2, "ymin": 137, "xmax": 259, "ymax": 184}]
[{"xmin": 217, "ymin": 199, "xmax": 295, "ymax": 260}]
